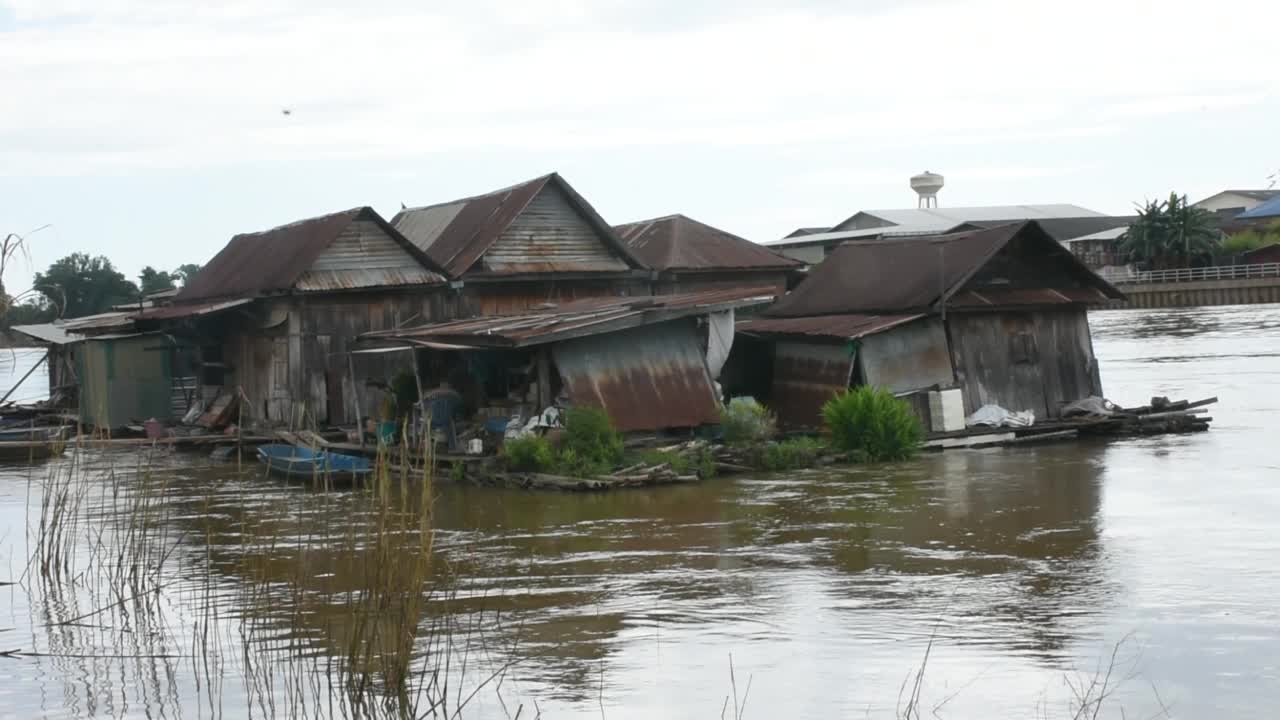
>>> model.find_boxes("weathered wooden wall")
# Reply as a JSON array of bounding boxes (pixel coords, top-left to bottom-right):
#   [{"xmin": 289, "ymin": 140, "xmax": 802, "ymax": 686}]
[
  {"xmin": 222, "ymin": 289, "xmax": 466, "ymax": 426},
  {"xmin": 651, "ymin": 271, "xmax": 790, "ymax": 297},
  {"xmin": 485, "ymin": 185, "xmax": 629, "ymax": 273},
  {"xmin": 946, "ymin": 307, "xmax": 1100, "ymax": 420},
  {"xmin": 464, "ymin": 279, "xmax": 649, "ymax": 316}
]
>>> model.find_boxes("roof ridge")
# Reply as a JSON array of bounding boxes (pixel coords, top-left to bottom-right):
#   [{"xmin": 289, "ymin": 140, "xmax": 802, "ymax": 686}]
[{"xmin": 399, "ymin": 172, "xmax": 557, "ymax": 215}]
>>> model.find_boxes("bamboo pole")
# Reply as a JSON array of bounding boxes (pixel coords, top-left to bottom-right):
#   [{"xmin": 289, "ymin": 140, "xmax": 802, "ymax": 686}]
[{"xmin": 0, "ymin": 349, "xmax": 48, "ymax": 405}]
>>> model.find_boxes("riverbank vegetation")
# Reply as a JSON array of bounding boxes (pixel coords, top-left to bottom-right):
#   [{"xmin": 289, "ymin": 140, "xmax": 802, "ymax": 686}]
[{"xmin": 822, "ymin": 386, "xmax": 925, "ymax": 462}]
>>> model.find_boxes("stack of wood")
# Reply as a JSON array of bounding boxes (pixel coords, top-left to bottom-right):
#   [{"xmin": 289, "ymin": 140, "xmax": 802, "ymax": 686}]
[
  {"xmin": 1075, "ymin": 394, "xmax": 1213, "ymax": 435},
  {"xmin": 1109, "ymin": 396, "xmax": 1216, "ymax": 435}
]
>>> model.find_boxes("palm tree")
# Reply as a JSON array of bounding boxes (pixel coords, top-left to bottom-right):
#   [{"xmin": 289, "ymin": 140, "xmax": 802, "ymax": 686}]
[{"xmin": 1119, "ymin": 192, "xmax": 1220, "ymax": 269}]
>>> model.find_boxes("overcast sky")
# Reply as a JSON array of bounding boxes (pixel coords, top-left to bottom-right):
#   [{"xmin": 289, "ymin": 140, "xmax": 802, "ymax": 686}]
[{"xmin": 2, "ymin": 0, "xmax": 1277, "ymax": 293}]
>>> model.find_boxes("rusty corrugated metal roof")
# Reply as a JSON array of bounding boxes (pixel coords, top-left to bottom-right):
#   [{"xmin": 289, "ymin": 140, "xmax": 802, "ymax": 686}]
[
  {"xmin": 553, "ymin": 319, "xmax": 722, "ymax": 432},
  {"xmin": 766, "ymin": 222, "xmax": 1124, "ymax": 318},
  {"xmin": 392, "ymin": 173, "xmax": 646, "ymax": 278},
  {"xmin": 613, "ymin": 214, "xmax": 803, "ymax": 272},
  {"xmin": 362, "ymin": 286, "xmax": 777, "ymax": 349},
  {"xmin": 178, "ymin": 207, "xmax": 446, "ymax": 302},
  {"xmin": 736, "ymin": 313, "xmax": 924, "ymax": 340}
]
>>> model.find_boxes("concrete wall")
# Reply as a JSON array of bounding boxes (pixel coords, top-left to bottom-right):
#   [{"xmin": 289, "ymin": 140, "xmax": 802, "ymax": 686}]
[{"xmin": 1112, "ymin": 277, "xmax": 1280, "ymax": 309}]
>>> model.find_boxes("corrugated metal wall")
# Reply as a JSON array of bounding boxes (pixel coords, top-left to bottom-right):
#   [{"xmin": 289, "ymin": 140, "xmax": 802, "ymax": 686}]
[
  {"xmin": 859, "ymin": 317, "xmax": 954, "ymax": 395},
  {"xmin": 771, "ymin": 341, "xmax": 854, "ymax": 430},
  {"xmin": 946, "ymin": 308, "xmax": 1100, "ymax": 419},
  {"xmin": 78, "ymin": 336, "xmax": 174, "ymax": 428},
  {"xmin": 553, "ymin": 319, "xmax": 721, "ymax": 432},
  {"xmin": 484, "ymin": 186, "xmax": 630, "ymax": 273}
]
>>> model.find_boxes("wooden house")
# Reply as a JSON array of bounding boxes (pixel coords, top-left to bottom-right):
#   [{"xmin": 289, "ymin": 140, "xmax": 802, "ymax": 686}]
[
  {"xmin": 132, "ymin": 206, "xmax": 452, "ymax": 426},
  {"xmin": 612, "ymin": 214, "xmax": 802, "ymax": 295},
  {"xmin": 733, "ymin": 221, "xmax": 1125, "ymax": 429},
  {"xmin": 392, "ymin": 173, "xmax": 650, "ymax": 314}
]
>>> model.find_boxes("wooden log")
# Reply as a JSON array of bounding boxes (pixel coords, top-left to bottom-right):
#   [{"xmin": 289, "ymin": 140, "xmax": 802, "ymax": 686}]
[{"xmin": 1185, "ymin": 396, "xmax": 1219, "ymax": 410}]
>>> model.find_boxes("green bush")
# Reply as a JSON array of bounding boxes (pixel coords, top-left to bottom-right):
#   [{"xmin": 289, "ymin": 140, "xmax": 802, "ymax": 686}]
[
  {"xmin": 501, "ymin": 435, "xmax": 554, "ymax": 472},
  {"xmin": 762, "ymin": 436, "xmax": 824, "ymax": 471},
  {"xmin": 720, "ymin": 397, "xmax": 777, "ymax": 445},
  {"xmin": 821, "ymin": 386, "xmax": 924, "ymax": 462},
  {"xmin": 562, "ymin": 406, "xmax": 624, "ymax": 470}
]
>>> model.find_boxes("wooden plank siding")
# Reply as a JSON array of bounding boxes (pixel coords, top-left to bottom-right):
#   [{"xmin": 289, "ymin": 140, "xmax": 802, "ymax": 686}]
[
  {"xmin": 945, "ymin": 308, "xmax": 1101, "ymax": 420},
  {"xmin": 651, "ymin": 271, "xmax": 790, "ymax": 297},
  {"xmin": 483, "ymin": 185, "xmax": 630, "ymax": 273},
  {"xmin": 221, "ymin": 290, "xmax": 466, "ymax": 426}
]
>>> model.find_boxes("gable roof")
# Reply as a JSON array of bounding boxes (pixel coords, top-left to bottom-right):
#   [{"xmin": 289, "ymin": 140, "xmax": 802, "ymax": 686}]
[
  {"xmin": 392, "ymin": 172, "xmax": 645, "ymax": 277},
  {"xmin": 1238, "ymin": 195, "xmax": 1280, "ymax": 219},
  {"xmin": 613, "ymin": 214, "xmax": 802, "ymax": 272},
  {"xmin": 178, "ymin": 207, "xmax": 446, "ymax": 302},
  {"xmin": 830, "ymin": 204, "xmax": 1105, "ymax": 233},
  {"xmin": 1201, "ymin": 189, "xmax": 1280, "ymax": 204},
  {"xmin": 765, "ymin": 221, "xmax": 1123, "ymax": 317}
]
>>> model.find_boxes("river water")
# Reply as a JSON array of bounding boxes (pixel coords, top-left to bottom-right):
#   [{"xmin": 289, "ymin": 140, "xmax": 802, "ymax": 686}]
[{"xmin": 1, "ymin": 305, "xmax": 1278, "ymax": 719}]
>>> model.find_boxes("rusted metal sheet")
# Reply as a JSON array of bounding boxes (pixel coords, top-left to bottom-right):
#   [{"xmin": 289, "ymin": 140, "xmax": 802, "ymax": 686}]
[
  {"xmin": 858, "ymin": 317, "xmax": 954, "ymax": 394},
  {"xmin": 178, "ymin": 207, "xmax": 445, "ymax": 302},
  {"xmin": 614, "ymin": 214, "xmax": 802, "ymax": 271},
  {"xmin": 361, "ymin": 286, "xmax": 777, "ymax": 348},
  {"xmin": 766, "ymin": 222, "xmax": 1123, "ymax": 317},
  {"xmin": 392, "ymin": 172, "xmax": 645, "ymax": 277},
  {"xmin": 772, "ymin": 341, "xmax": 853, "ymax": 430},
  {"xmin": 60, "ymin": 310, "xmax": 136, "ymax": 335},
  {"xmin": 132, "ymin": 298, "xmax": 253, "ymax": 321},
  {"xmin": 295, "ymin": 268, "xmax": 445, "ymax": 292},
  {"xmin": 552, "ymin": 319, "xmax": 720, "ymax": 432},
  {"xmin": 737, "ymin": 313, "xmax": 924, "ymax": 341}
]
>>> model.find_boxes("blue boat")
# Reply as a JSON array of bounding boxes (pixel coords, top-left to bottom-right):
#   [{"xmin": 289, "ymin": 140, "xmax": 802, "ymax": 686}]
[
  {"xmin": 0, "ymin": 425, "xmax": 70, "ymax": 442},
  {"xmin": 256, "ymin": 444, "xmax": 373, "ymax": 485}
]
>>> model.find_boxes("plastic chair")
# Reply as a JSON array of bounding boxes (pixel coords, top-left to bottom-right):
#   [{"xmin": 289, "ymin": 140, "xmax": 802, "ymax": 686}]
[{"xmin": 424, "ymin": 394, "xmax": 461, "ymax": 452}]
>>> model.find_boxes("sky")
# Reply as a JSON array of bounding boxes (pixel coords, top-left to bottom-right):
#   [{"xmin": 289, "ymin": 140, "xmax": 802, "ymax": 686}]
[{"xmin": 2, "ymin": 0, "xmax": 1278, "ymax": 294}]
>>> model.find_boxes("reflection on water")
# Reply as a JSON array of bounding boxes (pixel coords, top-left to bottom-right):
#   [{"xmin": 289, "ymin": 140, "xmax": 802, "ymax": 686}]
[{"xmin": 2, "ymin": 305, "xmax": 1280, "ymax": 718}]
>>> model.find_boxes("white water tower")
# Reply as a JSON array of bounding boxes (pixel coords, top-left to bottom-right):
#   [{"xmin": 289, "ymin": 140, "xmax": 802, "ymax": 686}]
[{"xmin": 911, "ymin": 171, "xmax": 944, "ymax": 209}]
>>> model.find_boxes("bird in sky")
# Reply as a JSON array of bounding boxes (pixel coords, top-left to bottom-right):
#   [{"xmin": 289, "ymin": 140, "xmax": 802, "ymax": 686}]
[{"xmin": 281, "ymin": 108, "xmax": 292, "ymax": 116}]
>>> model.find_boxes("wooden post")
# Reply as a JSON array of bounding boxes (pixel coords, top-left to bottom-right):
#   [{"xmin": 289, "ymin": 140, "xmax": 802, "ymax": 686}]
[
  {"xmin": 536, "ymin": 346, "xmax": 551, "ymax": 410},
  {"xmin": 349, "ymin": 353, "xmax": 364, "ymax": 449},
  {"xmin": 0, "ymin": 350, "xmax": 48, "ymax": 405},
  {"xmin": 412, "ymin": 348, "xmax": 426, "ymax": 447}
]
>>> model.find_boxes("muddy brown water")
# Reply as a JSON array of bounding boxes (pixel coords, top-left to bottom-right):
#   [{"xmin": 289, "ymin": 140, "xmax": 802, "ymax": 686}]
[{"xmin": 1, "ymin": 305, "xmax": 1279, "ymax": 718}]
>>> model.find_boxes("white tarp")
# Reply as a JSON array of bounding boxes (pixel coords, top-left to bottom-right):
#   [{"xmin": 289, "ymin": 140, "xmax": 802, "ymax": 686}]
[
  {"xmin": 705, "ymin": 309, "xmax": 735, "ymax": 379},
  {"xmin": 966, "ymin": 404, "xmax": 1035, "ymax": 428}
]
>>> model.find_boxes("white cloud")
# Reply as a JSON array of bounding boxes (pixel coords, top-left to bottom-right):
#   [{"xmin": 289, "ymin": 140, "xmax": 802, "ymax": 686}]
[{"xmin": 2, "ymin": 0, "xmax": 1276, "ymax": 176}]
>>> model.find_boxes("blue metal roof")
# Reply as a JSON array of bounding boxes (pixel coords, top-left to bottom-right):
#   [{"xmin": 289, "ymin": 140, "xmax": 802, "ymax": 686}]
[{"xmin": 1238, "ymin": 196, "xmax": 1280, "ymax": 219}]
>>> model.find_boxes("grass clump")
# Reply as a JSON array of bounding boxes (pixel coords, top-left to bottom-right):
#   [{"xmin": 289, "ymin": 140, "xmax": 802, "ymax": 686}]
[
  {"xmin": 762, "ymin": 436, "xmax": 824, "ymax": 471},
  {"xmin": 822, "ymin": 386, "xmax": 924, "ymax": 462},
  {"xmin": 559, "ymin": 406, "xmax": 623, "ymax": 476},
  {"xmin": 501, "ymin": 435, "xmax": 554, "ymax": 472},
  {"xmin": 720, "ymin": 397, "xmax": 777, "ymax": 445}
]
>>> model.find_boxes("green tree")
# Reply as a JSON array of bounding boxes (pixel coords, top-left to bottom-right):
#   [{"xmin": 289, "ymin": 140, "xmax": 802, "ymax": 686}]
[
  {"xmin": 33, "ymin": 253, "xmax": 140, "ymax": 318},
  {"xmin": 1119, "ymin": 192, "xmax": 1220, "ymax": 269},
  {"xmin": 5, "ymin": 299, "xmax": 55, "ymax": 327},
  {"xmin": 139, "ymin": 266, "xmax": 176, "ymax": 295},
  {"xmin": 172, "ymin": 263, "xmax": 203, "ymax": 287}
]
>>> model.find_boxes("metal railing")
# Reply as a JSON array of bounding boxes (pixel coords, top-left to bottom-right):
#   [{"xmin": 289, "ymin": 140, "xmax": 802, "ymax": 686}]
[{"xmin": 1099, "ymin": 263, "xmax": 1280, "ymax": 285}]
